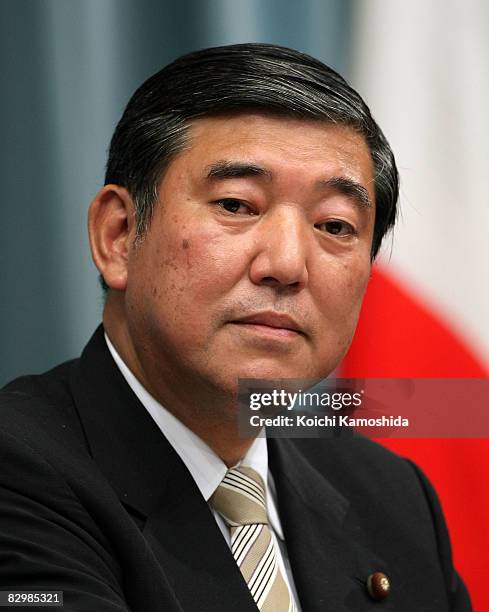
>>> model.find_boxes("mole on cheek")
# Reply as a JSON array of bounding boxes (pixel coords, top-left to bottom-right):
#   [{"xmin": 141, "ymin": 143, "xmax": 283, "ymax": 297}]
[{"xmin": 182, "ymin": 239, "xmax": 190, "ymax": 249}]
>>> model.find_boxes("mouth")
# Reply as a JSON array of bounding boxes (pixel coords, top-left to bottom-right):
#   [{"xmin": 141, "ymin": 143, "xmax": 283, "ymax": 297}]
[{"xmin": 229, "ymin": 312, "xmax": 304, "ymax": 338}]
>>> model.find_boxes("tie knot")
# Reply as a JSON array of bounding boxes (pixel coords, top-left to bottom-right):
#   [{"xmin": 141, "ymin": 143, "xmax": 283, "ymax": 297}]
[{"xmin": 211, "ymin": 466, "xmax": 268, "ymax": 526}]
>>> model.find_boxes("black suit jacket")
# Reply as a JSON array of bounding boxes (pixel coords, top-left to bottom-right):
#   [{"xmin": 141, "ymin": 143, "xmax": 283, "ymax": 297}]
[{"xmin": 0, "ymin": 326, "xmax": 471, "ymax": 611}]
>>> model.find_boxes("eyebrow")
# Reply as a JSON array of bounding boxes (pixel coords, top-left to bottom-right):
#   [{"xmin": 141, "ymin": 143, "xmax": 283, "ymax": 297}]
[
  {"xmin": 205, "ymin": 161, "xmax": 272, "ymax": 181},
  {"xmin": 319, "ymin": 176, "xmax": 373, "ymax": 208},
  {"xmin": 205, "ymin": 160, "xmax": 372, "ymax": 208}
]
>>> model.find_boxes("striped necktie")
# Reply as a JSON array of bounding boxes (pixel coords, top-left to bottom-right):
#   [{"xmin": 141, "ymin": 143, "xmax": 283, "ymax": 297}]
[{"xmin": 210, "ymin": 466, "xmax": 296, "ymax": 611}]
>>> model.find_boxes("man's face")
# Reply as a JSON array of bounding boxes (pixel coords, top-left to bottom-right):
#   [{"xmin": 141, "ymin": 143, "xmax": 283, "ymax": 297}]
[{"xmin": 124, "ymin": 114, "xmax": 375, "ymax": 398}]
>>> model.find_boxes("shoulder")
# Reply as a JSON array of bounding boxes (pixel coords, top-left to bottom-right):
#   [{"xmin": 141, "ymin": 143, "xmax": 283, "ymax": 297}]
[
  {"xmin": 0, "ymin": 361, "xmax": 103, "ymax": 523},
  {"xmin": 289, "ymin": 434, "xmax": 422, "ymax": 491},
  {"xmin": 288, "ymin": 435, "xmax": 442, "ymax": 531},
  {"xmin": 0, "ymin": 360, "xmax": 89, "ymax": 462}
]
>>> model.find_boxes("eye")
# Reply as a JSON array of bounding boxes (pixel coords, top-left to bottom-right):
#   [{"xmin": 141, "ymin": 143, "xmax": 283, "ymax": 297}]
[
  {"xmin": 214, "ymin": 198, "xmax": 255, "ymax": 215},
  {"xmin": 315, "ymin": 219, "xmax": 355, "ymax": 237}
]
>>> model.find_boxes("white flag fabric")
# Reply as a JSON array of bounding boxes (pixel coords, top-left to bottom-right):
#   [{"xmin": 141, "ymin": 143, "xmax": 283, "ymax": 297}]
[{"xmin": 350, "ymin": 0, "xmax": 489, "ymax": 366}]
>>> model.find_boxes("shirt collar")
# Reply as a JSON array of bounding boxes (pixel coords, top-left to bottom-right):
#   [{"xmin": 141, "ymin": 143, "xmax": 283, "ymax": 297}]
[{"xmin": 104, "ymin": 333, "xmax": 284, "ymax": 539}]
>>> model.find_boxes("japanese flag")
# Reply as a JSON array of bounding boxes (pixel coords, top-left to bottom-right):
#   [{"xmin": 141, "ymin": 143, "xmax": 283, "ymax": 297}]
[{"xmin": 342, "ymin": 1, "xmax": 489, "ymax": 608}]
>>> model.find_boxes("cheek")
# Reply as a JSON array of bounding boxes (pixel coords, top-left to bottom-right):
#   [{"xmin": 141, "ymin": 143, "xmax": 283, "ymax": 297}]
[
  {"xmin": 344, "ymin": 260, "xmax": 371, "ymax": 307},
  {"xmin": 148, "ymin": 225, "xmax": 247, "ymax": 318},
  {"xmin": 313, "ymin": 255, "xmax": 371, "ymax": 330}
]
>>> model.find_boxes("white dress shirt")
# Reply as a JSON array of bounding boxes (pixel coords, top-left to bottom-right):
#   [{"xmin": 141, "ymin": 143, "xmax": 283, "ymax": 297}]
[{"xmin": 105, "ymin": 334, "xmax": 301, "ymax": 609}]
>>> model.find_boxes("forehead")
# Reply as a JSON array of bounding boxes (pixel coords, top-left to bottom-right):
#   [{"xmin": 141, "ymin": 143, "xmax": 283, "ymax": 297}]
[{"xmin": 173, "ymin": 113, "xmax": 375, "ymax": 195}]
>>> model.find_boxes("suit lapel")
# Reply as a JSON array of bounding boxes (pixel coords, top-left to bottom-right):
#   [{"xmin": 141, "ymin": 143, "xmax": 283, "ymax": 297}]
[
  {"xmin": 142, "ymin": 463, "xmax": 257, "ymax": 612},
  {"xmin": 70, "ymin": 325, "xmax": 171, "ymax": 518},
  {"xmin": 268, "ymin": 438, "xmax": 395, "ymax": 611},
  {"xmin": 70, "ymin": 326, "xmax": 256, "ymax": 611}
]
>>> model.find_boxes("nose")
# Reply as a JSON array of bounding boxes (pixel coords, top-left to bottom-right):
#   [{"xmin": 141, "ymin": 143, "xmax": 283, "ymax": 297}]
[{"xmin": 248, "ymin": 206, "xmax": 309, "ymax": 289}]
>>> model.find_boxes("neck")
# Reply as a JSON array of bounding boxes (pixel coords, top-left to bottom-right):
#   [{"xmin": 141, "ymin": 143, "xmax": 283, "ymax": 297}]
[{"xmin": 103, "ymin": 294, "xmax": 256, "ymax": 467}]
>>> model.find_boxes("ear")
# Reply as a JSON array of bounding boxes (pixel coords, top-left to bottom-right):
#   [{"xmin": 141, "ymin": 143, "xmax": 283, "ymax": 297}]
[{"xmin": 88, "ymin": 185, "xmax": 137, "ymax": 291}]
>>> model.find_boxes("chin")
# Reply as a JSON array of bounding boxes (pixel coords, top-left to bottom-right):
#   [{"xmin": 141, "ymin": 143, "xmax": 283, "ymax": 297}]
[{"xmin": 228, "ymin": 362, "xmax": 326, "ymax": 384}]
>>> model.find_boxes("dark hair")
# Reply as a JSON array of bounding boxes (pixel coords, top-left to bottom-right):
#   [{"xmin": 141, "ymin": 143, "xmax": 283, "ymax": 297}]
[{"xmin": 105, "ymin": 43, "xmax": 398, "ymax": 275}]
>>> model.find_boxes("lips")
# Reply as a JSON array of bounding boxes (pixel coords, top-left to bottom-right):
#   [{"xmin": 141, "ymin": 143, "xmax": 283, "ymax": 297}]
[{"xmin": 230, "ymin": 312, "xmax": 304, "ymax": 335}]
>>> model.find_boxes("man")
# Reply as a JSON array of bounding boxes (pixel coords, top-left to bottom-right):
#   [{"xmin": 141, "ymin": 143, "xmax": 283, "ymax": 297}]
[{"xmin": 0, "ymin": 44, "xmax": 471, "ymax": 611}]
